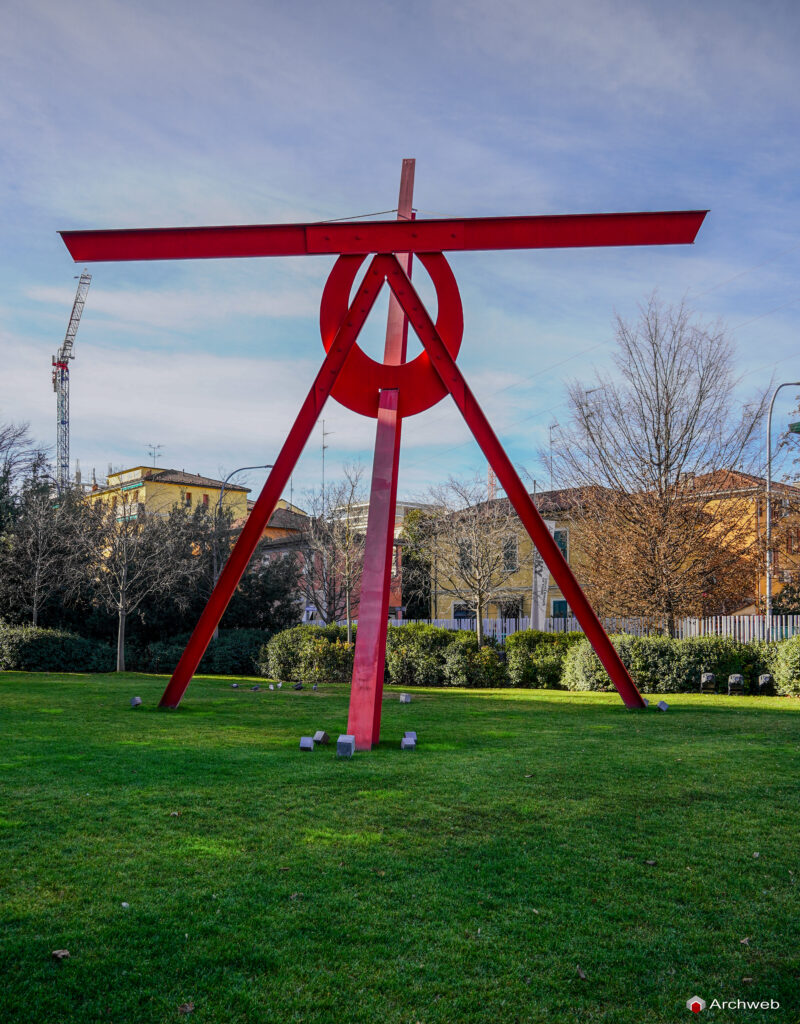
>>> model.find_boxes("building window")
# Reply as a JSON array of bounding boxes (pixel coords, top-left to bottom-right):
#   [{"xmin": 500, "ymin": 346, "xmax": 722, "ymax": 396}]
[
  {"xmin": 453, "ymin": 603, "xmax": 472, "ymax": 620},
  {"xmin": 203, "ymin": 494, "xmax": 209, "ymax": 506},
  {"xmin": 499, "ymin": 598, "xmax": 523, "ymax": 618},
  {"xmin": 185, "ymin": 492, "xmax": 192, "ymax": 506},
  {"xmin": 554, "ymin": 529, "xmax": 568, "ymax": 561},
  {"xmin": 458, "ymin": 540, "xmax": 472, "ymax": 574},
  {"xmin": 552, "ymin": 599, "xmax": 570, "ymax": 618},
  {"xmin": 787, "ymin": 528, "xmax": 800, "ymax": 555},
  {"xmin": 502, "ymin": 536, "xmax": 518, "ymax": 572}
]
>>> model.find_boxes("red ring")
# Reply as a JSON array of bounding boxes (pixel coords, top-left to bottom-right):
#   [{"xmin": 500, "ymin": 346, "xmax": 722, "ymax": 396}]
[{"xmin": 319, "ymin": 251, "xmax": 464, "ymax": 418}]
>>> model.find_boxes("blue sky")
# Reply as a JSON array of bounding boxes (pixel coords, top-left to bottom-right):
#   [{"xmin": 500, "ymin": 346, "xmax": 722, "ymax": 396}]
[{"xmin": 2, "ymin": 0, "xmax": 800, "ymax": 505}]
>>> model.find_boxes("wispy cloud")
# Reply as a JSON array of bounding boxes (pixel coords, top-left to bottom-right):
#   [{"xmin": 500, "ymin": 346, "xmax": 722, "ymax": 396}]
[{"xmin": 2, "ymin": 0, "xmax": 800, "ymax": 496}]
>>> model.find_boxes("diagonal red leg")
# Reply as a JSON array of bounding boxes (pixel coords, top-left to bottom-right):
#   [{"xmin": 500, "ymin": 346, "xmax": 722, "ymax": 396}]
[
  {"xmin": 159, "ymin": 255, "xmax": 393, "ymax": 708},
  {"xmin": 382, "ymin": 256, "xmax": 646, "ymax": 709}
]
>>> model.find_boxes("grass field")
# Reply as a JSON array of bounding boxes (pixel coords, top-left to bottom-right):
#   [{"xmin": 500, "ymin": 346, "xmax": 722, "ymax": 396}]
[{"xmin": 1, "ymin": 672, "xmax": 798, "ymax": 1024}]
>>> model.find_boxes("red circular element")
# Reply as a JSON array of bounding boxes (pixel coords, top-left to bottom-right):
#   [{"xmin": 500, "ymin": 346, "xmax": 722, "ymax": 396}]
[{"xmin": 319, "ymin": 251, "xmax": 464, "ymax": 418}]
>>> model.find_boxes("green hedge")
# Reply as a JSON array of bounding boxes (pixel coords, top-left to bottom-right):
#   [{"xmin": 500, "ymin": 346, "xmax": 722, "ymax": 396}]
[
  {"xmin": 385, "ymin": 623, "xmax": 455, "ymax": 687},
  {"xmin": 260, "ymin": 623, "xmax": 511, "ymax": 687},
  {"xmin": 141, "ymin": 628, "xmax": 272, "ymax": 676},
  {"xmin": 775, "ymin": 635, "xmax": 800, "ymax": 695},
  {"xmin": 504, "ymin": 630, "xmax": 584, "ymax": 688},
  {"xmin": 561, "ymin": 635, "xmax": 778, "ymax": 694},
  {"xmin": 0, "ymin": 624, "xmax": 113, "ymax": 672},
  {"xmin": 442, "ymin": 633, "xmax": 508, "ymax": 687},
  {"xmin": 255, "ymin": 624, "xmax": 797, "ymax": 693},
  {"xmin": 258, "ymin": 625, "xmax": 355, "ymax": 683}
]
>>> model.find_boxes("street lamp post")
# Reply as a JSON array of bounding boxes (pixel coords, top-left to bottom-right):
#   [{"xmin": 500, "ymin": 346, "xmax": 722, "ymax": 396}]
[
  {"xmin": 548, "ymin": 423, "xmax": 559, "ymax": 491},
  {"xmin": 766, "ymin": 383, "xmax": 800, "ymax": 624},
  {"xmin": 211, "ymin": 464, "xmax": 273, "ymax": 639}
]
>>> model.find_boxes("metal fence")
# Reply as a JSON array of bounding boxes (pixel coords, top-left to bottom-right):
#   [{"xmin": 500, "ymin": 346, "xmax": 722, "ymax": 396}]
[{"xmin": 379, "ymin": 614, "xmax": 800, "ymax": 643}]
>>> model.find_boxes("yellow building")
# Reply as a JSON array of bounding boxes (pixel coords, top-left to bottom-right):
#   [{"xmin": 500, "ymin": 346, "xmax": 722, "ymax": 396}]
[
  {"xmin": 693, "ymin": 470, "xmax": 800, "ymax": 611},
  {"xmin": 88, "ymin": 466, "xmax": 250, "ymax": 519},
  {"xmin": 431, "ymin": 474, "xmax": 800, "ymax": 621},
  {"xmin": 430, "ymin": 487, "xmax": 579, "ymax": 621}
]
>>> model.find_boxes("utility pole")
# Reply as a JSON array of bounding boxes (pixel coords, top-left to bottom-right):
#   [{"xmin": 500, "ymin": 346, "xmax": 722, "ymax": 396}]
[
  {"xmin": 548, "ymin": 422, "xmax": 559, "ymax": 491},
  {"xmin": 321, "ymin": 419, "xmax": 333, "ymax": 509}
]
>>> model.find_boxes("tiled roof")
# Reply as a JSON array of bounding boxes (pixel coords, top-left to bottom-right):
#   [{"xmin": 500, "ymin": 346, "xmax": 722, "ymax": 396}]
[
  {"xmin": 265, "ymin": 507, "xmax": 307, "ymax": 529},
  {"xmin": 143, "ymin": 469, "xmax": 250, "ymax": 491}
]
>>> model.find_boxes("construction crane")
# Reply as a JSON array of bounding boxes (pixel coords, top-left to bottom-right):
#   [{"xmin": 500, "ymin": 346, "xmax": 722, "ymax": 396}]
[{"xmin": 52, "ymin": 270, "xmax": 91, "ymax": 492}]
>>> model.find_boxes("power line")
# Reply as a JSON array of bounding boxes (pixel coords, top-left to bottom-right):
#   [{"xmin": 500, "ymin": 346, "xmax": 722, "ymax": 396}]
[
  {"xmin": 688, "ymin": 240, "xmax": 800, "ymax": 301},
  {"xmin": 731, "ymin": 295, "xmax": 800, "ymax": 332}
]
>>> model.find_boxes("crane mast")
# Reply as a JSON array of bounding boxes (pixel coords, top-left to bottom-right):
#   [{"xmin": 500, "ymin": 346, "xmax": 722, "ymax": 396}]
[{"xmin": 52, "ymin": 270, "xmax": 91, "ymax": 492}]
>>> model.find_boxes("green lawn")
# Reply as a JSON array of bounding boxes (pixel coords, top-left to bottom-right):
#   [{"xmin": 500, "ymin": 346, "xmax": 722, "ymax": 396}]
[{"xmin": 1, "ymin": 673, "xmax": 798, "ymax": 1024}]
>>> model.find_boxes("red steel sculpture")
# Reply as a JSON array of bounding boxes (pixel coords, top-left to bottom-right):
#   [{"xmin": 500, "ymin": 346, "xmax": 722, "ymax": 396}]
[{"xmin": 61, "ymin": 161, "xmax": 707, "ymax": 748}]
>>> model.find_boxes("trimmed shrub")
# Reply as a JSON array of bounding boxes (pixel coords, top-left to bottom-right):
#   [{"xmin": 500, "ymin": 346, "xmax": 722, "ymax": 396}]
[
  {"xmin": 561, "ymin": 634, "xmax": 780, "ymax": 694},
  {"xmin": 441, "ymin": 632, "xmax": 508, "ymax": 687},
  {"xmin": 442, "ymin": 632, "xmax": 479, "ymax": 687},
  {"xmin": 259, "ymin": 625, "xmax": 355, "ymax": 683},
  {"xmin": 298, "ymin": 633, "xmax": 354, "ymax": 685},
  {"xmin": 505, "ymin": 630, "xmax": 584, "ymax": 688},
  {"xmin": 385, "ymin": 623, "xmax": 456, "ymax": 687},
  {"xmin": 143, "ymin": 629, "xmax": 271, "ymax": 676},
  {"xmin": 0, "ymin": 624, "xmax": 113, "ymax": 673},
  {"xmin": 775, "ymin": 635, "xmax": 800, "ymax": 695},
  {"xmin": 562, "ymin": 634, "xmax": 633, "ymax": 691},
  {"xmin": 259, "ymin": 626, "xmax": 310, "ymax": 681},
  {"xmin": 470, "ymin": 645, "xmax": 508, "ymax": 687}
]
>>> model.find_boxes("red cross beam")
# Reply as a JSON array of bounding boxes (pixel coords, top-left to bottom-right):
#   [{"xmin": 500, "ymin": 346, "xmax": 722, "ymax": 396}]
[
  {"xmin": 61, "ymin": 210, "xmax": 705, "ymax": 262},
  {"xmin": 60, "ymin": 205, "xmax": 706, "ymax": 743}
]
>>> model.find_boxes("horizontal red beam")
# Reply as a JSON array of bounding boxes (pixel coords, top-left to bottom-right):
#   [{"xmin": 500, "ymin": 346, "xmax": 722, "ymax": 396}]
[{"xmin": 60, "ymin": 210, "xmax": 707, "ymax": 262}]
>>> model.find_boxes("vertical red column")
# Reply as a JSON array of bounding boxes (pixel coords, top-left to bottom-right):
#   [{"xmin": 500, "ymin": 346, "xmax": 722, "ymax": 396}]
[{"xmin": 346, "ymin": 159, "xmax": 415, "ymax": 749}]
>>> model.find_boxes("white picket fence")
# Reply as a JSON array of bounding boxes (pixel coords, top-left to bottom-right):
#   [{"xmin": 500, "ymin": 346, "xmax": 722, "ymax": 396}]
[{"xmin": 376, "ymin": 614, "xmax": 800, "ymax": 643}]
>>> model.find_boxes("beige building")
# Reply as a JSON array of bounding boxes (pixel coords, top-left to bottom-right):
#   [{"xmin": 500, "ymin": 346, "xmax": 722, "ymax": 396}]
[
  {"xmin": 430, "ymin": 488, "xmax": 579, "ymax": 620},
  {"xmin": 88, "ymin": 466, "xmax": 250, "ymax": 518}
]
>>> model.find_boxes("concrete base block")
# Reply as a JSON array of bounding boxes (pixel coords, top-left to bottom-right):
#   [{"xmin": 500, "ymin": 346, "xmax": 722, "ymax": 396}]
[
  {"xmin": 130, "ymin": 696, "xmax": 142, "ymax": 708},
  {"xmin": 642, "ymin": 698, "xmax": 649, "ymax": 707},
  {"xmin": 293, "ymin": 682, "xmax": 303, "ymax": 690},
  {"xmin": 404, "ymin": 731, "xmax": 417, "ymax": 742},
  {"xmin": 400, "ymin": 737, "xmax": 416, "ymax": 750},
  {"xmin": 337, "ymin": 734, "xmax": 356, "ymax": 757},
  {"xmin": 399, "ymin": 693, "xmax": 411, "ymax": 704},
  {"xmin": 728, "ymin": 673, "xmax": 744, "ymax": 695},
  {"xmin": 299, "ymin": 736, "xmax": 314, "ymax": 751},
  {"xmin": 313, "ymin": 730, "xmax": 329, "ymax": 745},
  {"xmin": 657, "ymin": 700, "xmax": 669, "ymax": 712}
]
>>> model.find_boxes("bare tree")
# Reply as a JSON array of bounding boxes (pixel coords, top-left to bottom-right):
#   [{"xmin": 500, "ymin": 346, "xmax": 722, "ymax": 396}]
[
  {"xmin": 297, "ymin": 465, "xmax": 366, "ymax": 636},
  {"xmin": 408, "ymin": 476, "xmax": 532, "ymax": 645},
  {"xmin": 82, "ymin": 498, "xmax": 201, "ymax": 671},
  {"xmin": 550, "ymin": 295, "xmax": 767, "ymax": 634},
  {"xmin": 0, "ymin": 418, "xmax": 48, "ymax": 530},
  {"xmin": 0, "ymin": 481, "xmax": 85, "ymax": 626}
]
